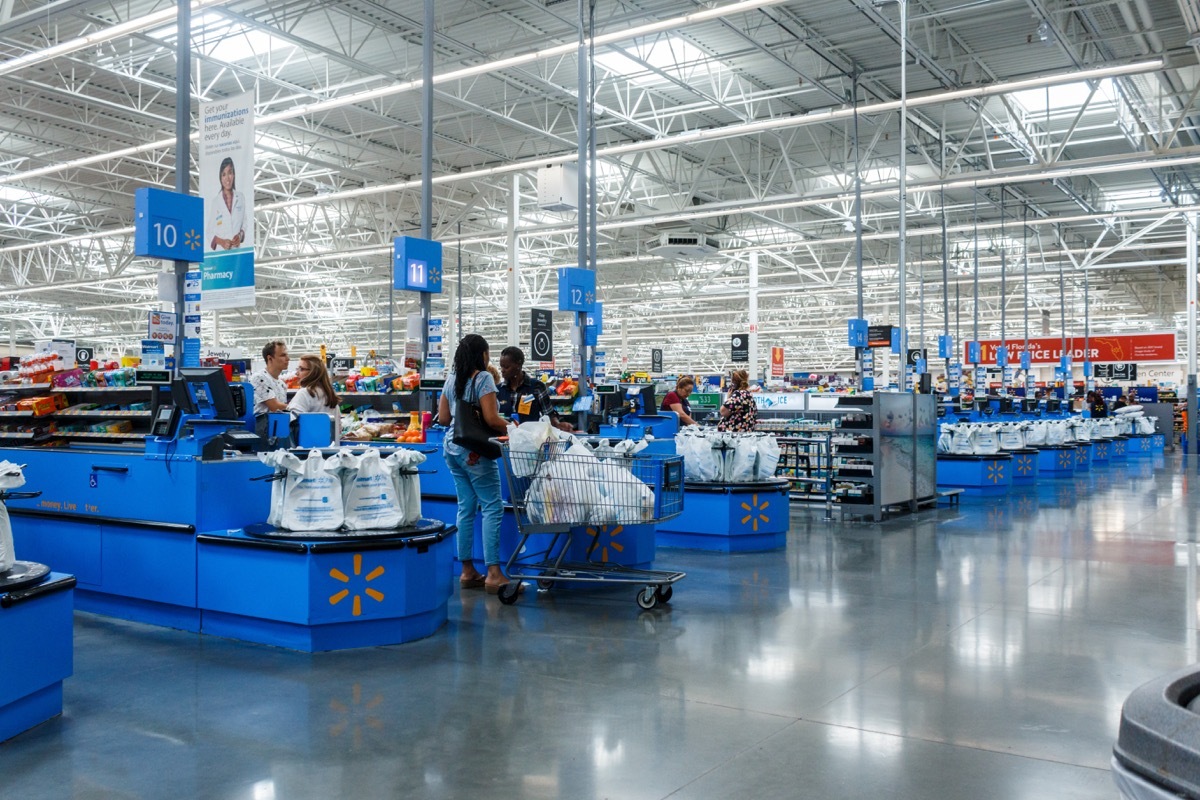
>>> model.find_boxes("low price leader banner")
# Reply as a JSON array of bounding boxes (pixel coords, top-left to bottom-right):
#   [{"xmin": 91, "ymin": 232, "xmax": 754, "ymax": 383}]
[{"xmin": 965, "ymin": 332, "xmax": 1175, "ymax": 365}]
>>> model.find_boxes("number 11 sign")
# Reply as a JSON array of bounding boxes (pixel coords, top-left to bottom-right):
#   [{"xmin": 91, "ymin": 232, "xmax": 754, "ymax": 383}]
[
  {"xmin": 557, "ymin": 267, "xmax": 595, "ymax": 312},
  {"xmin": 393, "ymin": 236, "xmax": 443, "ymax": 293}
]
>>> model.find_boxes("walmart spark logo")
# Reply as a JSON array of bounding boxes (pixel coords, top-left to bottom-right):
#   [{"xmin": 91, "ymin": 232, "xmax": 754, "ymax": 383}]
[
  {"xmin": 1058, "ymin": 451, "xmax": 1074, "ymax": 468},
  {"xmin": 428, "ymin": 266, "xmax": 442, "ymax": 285},
  {"xmin": 584, "ymin": 290, "xmax": 595, "ymax": 305},
  {"xmin": 184, "ymin": 228, "xmax": 202, "ymax": 250},
  {"xmin": 740, "ymin": 494, "xmax": 770, "ymax": 531},
  {"xmin": 987, "ymin": 463, "xmax": 1005, "ymax": 484},
  {"xmin": 1016, "ymin": 455, "xmax": 1033, "ymax": 475},
  {"xmin": 329, "ymin": 683, "xmax": 384, "ymax": 747},
  {"xmin": 1115, "ymin": 441, "xmax": 1126, "ymax": 455},
  {"xmin": 584, "ymin": 524, "xmax": 625, "ymax": 562},
  {"xmin": 329, "ymin": 554, "xmax": 385, "ymax": 617},
  {"xmin": 1076, "ymin": 449, "xmax": 1087, "ymax": 464},
  {"xmin": 1095, "ymin": 443, "xmax": 1108, "ymax": 458}
]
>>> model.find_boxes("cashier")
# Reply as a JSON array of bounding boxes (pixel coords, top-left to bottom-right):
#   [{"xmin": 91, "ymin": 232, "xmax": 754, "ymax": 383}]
[
  {"xmin": 661, "ymin": 376, "xmax": 697, "ymax": 426},
  {"xmin": 249, "ymin": 340, "xmax": 290, "ymax": 432},
  {"xmin": 497, "ymin": 346, "xmax": 573, "ymax": 431}
]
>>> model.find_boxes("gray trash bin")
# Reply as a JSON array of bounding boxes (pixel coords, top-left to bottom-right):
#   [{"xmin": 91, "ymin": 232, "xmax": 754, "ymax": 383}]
[{"xmin": 1114, "ymin": 664, "xmax": 1200, "ymax": 799}]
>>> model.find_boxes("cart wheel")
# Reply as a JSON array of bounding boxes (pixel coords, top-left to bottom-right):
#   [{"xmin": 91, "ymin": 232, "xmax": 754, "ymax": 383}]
[
  {"xmin": 654, "ymin": 584, "xmax": 673, "ymax": 604},
  {"xmin": 636, "ymin": 587, "xmax": 658, "ymax": 610},
  {"xmin": 536, "ymin": 578, "xmax": 556, "ymax": 590},
  {"xmin": 497, "ymin": 583, "xmax": 521, "ymax": 605}
]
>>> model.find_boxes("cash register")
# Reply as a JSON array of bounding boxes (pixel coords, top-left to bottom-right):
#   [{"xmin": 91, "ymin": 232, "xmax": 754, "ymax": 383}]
[{"xmin": 146, "ymin": 368, "xmax": 263, "ymax": 459}]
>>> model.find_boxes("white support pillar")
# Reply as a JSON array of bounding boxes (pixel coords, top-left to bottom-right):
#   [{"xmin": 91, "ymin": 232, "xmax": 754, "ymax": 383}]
[
  {"xmin": 749, "ymin": 252, "xmax": 760, "ymax": 381},
  {"xmin": 1188, "ymin": 212, "xmax": 1198, "ymax": 455},
  {"xmin": 212, "ymin": 310, "xmax": 220, "ymax": 348},
  {"xmin": 620, "ymin": 319, "xmax": 629, "ymax": 376},
  {"xmin": 507, "ymin": 173, "xmax": 520, "ymax": 347},
  {"xmin": 8, "ymin": 322, "xmax": 14, "ymax": 357},
  {"xmin": 446, "ymin": 281, "xmax": 457, "ymax": 353}
]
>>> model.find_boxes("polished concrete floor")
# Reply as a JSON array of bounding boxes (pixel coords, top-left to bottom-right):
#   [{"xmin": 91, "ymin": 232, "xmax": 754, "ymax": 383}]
[{"xmin": 5, "ymin": 453, "xmax": 1199, "ymax": 798}]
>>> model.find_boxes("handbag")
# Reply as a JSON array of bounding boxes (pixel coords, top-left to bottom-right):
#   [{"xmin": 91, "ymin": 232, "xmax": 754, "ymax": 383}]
[{"xmin": 452, "ymin": 373, "xmax": 502, "ymax": 459}]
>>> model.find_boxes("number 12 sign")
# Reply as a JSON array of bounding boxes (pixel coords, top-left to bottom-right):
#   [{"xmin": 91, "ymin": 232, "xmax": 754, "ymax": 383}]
[
  {"xmin": 557, "ymin": 267, "xmax": 595, "ymax": 312},
  {"xmin": 393, "ymin": 236, "xmax": 443, "ymax": 293}
]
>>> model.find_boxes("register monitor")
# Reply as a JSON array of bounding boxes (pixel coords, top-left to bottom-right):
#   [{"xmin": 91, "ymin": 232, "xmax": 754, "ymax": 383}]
[
  {"xmin": 172, "ymin": 367, "xmax": 242, "ymax": 421},
  {"xmin": 1021, "ymin": 398, "xmax": 1039, "ymax": 414}
]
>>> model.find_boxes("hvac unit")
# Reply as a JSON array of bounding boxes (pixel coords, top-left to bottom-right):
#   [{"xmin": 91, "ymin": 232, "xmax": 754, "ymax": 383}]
[
  {"xmin": 537, "ymin": 164, "xmax": 579, "ymax": 212},
  {"xmin": 647, "ymin": 231, "xmax": 721, "ymax": 259}
]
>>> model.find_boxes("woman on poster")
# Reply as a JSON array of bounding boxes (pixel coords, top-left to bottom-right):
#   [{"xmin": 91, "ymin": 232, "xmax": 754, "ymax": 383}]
[{"xmin": 207, "ymin": 157, "xmax": 247, "ymax": 251}]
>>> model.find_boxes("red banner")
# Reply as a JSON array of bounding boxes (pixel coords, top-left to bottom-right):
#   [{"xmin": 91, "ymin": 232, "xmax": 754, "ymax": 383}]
[
  {"xmin": 770, "ymin": 347, "xmax": 785, "ymax": 378},
  {"xmin": 964, "ymin": 333, "xmax": 1175, "ymax": 364}
]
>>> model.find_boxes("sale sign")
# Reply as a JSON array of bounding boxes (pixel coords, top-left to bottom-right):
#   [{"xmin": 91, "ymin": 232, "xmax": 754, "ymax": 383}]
[
  {"xmin": 770, "ymin": 346, "xmax": 785, "ymax": 378},
  {"xmin": 965, "ymin": 333, "xmax": 1175, "ymax": 364}
]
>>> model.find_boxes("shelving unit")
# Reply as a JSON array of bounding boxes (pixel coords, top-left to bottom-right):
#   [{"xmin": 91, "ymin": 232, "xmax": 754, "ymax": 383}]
[{"xmin": 2, "ymin": 382, "xmax": 155, "ymax": 444}]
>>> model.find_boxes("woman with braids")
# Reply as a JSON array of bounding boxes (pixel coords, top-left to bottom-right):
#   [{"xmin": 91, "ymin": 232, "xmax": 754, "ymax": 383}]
[{"xmin": 437, "ymin": 334, "xmax": 517, "ymax": 594}]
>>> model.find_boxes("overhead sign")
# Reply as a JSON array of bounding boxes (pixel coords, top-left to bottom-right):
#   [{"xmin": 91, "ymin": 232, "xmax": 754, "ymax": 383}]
[
  {"xmin": 965, "ymin": 333, "xmax": 1175, "ymax": 364},
  {"xmin": 906, "ymin": 348, "xmax": 928, "ymax": 366},
  {"xmin": 134, "ymin": 188, "xmax": 205, "ymax": 263},
  {"xmin": 74, "ymin": 345, "xmax": 94, "ymax": 366},
  {"xmin": 393, "ymin": 236, "xmax": 443, "ymax": 293},
  {"xmin": 770, "ymin": 346, "xmax": 784, "ymax": 378},
  {"xmin": 200, "ymin": 90, "xmax": 256, "ymax": 309},
  {"xmin": 651, "ymin": 348, "xmax": 663, "ymax": 373},
  {"xmin": 1094, "ymin": 363, "xmax": 1138, "ymax": 381},
  {"xmin": 867, "ymin": 324, "xmax": 893, "ymax": 349},
  {"xmin": 731, "ymin": 334, "xmax": 749, "ymax": 363},
  {"xmin": 557, "ymin": 267, "xmax": 595, "ymax": 312},
  {"xmin": 585, "ymin": 302, "xmax": 603, "ymax": 347},
  {"xmin": 530, "ymin": 308, "xmax": 553, "ymax": 361}
]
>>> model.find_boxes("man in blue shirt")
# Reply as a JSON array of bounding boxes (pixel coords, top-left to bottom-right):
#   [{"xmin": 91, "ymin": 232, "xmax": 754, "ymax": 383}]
[{"xmin": 497, "ymin": 346, "xmax": 574, "ymax": 431}]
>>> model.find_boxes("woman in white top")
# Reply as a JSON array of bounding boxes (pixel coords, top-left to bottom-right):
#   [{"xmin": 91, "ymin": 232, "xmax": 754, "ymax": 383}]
[
  {"xmin": 287, "ymin": 355, "xmax": 341, "ymax": 441},
  {"xmin": 207, "ymin": 157, "xmax": 247, "ymax": 251}
]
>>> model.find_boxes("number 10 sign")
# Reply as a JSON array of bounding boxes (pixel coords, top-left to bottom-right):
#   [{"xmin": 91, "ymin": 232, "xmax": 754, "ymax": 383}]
[
  {"xmin": 557, "ymin": 267, "xmax": 595, "ymax": 312},
  {"xmin": 393, "ymin": 236, "xmax": 443, "ymax": 293}
]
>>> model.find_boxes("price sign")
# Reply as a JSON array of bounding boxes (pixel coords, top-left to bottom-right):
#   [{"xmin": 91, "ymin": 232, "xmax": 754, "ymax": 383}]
[
  {"xmin": 557, "ymin": 267, "xmax": 596, "ymax": 312},
  {"xmin": 134, "ymin": 188, "xmax": 205, "ymax": 263},
  {"xmin": 393, "ymin": 236, "xmax": 443, "ymax": 293}
]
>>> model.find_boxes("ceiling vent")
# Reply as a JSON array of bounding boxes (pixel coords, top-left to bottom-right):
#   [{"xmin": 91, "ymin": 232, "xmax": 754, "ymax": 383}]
[{"xmin": 647, "ymin": 231, "xmax": 721, "ymax": 259}]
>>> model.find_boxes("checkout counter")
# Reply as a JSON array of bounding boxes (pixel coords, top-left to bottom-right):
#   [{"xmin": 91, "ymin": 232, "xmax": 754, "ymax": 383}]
[{"xmin": 1, "ymin": 370, "xmax": 455, "ymax": 652}]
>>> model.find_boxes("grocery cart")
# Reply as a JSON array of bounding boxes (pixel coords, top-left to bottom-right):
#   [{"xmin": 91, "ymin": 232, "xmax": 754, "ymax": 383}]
[{"xmin": 496, "ymin": 437, "xmax": 686, "ymax": 608}]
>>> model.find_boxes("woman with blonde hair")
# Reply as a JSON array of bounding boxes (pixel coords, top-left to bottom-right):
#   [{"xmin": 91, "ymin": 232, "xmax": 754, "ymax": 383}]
[
  {"xmin": 287, "ymin": 354, "xmax": 342, "ymax": 441},
  {"xmin": 718, "ymin": 369, "xmax": 757, "ymax": 432}
]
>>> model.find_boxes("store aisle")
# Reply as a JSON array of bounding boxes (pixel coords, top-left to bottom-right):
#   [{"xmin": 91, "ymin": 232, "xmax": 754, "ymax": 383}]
[{"xmin": 4, "ymin": 455, "xmax": 1198, "ymax": 799}]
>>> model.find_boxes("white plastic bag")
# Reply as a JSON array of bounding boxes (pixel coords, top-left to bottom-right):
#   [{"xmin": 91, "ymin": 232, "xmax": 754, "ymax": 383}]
[
  {"xmin": 338, "ymin": 449, "xmax": 403, "ymax": 530},
  {"xmin": 527, "ymin": 457, "xmax": 599, "ymax": 526},
  {"xmin": 387, "ymin": 449, "xmax": 427, "ymax": 526},
  {"xmin": 937, "ymin": 427, "xmax": 953, "ymax": 454},
  {"xmin": 973, "ymin": 425, "xmax": 1000, "ymax": 455},
  {"xmin": 280, "ymin": 450, "xmax": 345, "ymax": 531},
  {"xmin": 756, "ymin": 436, "xmax": 781, "ymax": 481},
  {"xmin": 258, "ymin": 449, "xmax": 300, "ymax": 528},
  {"xmin": 0, "ymin": 461, "xmax": 25, "ymax": 574},
  {"xmin": 1025, "ymin": 422, "xmax": 1048, "ymax": 447},
  {"xmin": 998, "ymin": 426, "xmax": 1025, "ymax": 450},
  {"xmin": 589, "ymin": 461, "xmax": 655, "ymax": 524},
  {"xmin": 950, "ymin": 426, "xmax": 975, "ymax": 455},
  {"xmin": 1097, "ymin": 418, "xmax": 1118, "ymax": 438},
  {"xmin": 676, "ymin": 433, "xmax": 718, "ymax": 482},
  {"xmin": 728, "ymin": 437, "xmax": 759, "ymax": 482},
  {"xmin": 1138, "ymin": 416, "xmax": 1156, "ymax": 435},
  {"xmin": 1045, "ymin": 421, "xmax": 1067, "ymax": 447},
  {"xmin": 508, "ymin": 420, "xmax": 553, "ymax": 478}
]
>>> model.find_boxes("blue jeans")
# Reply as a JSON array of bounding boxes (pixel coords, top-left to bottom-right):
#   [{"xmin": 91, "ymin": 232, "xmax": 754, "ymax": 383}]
[{"xmin": 445, "ymin": 449, "xmax": 504, "ymax": 566}]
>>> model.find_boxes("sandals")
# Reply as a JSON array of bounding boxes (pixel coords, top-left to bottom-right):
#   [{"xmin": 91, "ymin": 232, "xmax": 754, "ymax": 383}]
[
  {"xmin": 485, "ymin": 580, "xmax": 525, "ymax": 595},
  {"xmin": 459, "ymin": 575, "xmax": 486, "ymax": 590}
]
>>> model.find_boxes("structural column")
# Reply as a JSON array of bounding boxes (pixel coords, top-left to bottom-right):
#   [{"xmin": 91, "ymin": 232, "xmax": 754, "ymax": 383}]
[
  {"xmin": 749, "ymin": 252, "xmax": 759, "ymax": 380},
  {"xmin": 1188, "ymin": 211, "xmax": 1198, "ymax": 455},
  {"xmin": 507, "ymin": 173, "xmax": 519, "ymax": 347}
]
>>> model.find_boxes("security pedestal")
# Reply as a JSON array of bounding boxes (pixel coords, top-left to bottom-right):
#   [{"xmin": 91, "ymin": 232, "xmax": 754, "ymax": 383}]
[
  {"xmin": 0, "ymin": 565, "xmax": 75, "ymax": 743},
  {"xmin": 196, "ymin": 520, "xmax": 454, "ymax": 652},
  {"xmin": 935, "ymin": 454, "xmax": 1013, "ymax": 497},
  {"xmin": 656, "ymin": 480, "xmax": 790, "ymax": 553}
]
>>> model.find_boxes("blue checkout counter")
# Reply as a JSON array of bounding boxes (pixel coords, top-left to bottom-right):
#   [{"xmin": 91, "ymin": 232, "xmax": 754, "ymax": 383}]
[
  {"xmin": 0, "ymin": 561, "xmax": 75, "ymax": 743},
  {"xmin": 2, "ymin": 369, "xmax": 456, "ymax": 652},
  {"xmin": 656, "ymin": 479, "xmax": 791, "ymax": 552}
]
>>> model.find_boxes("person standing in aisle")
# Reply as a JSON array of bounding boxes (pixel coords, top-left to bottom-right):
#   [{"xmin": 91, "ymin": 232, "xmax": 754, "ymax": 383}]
[
  {"xmin": 661, "ymin": 376, "xmax": 697, "ymax": 426},
  {"xmin": 1087, "ymin": 390, "xmax": 1108, "ymax": 418},
  {"xmin": 1113, "ymin": 392, "xmax": 1129, "ymax": 411},
  {"xmin": 437, "ymin": 334, "xmax": 515, "ymax": 594},
  {"xmin": 249, "ymin": 340, "xmax": 290, "ymax": 436},
  {"xmin": 718, "ymin": 369, "xmax": 758, "ymax": 432},
  {"xmin": 287, "ymin": 355, "xmax": 342, "ymax": 441},
  {"xmin": 497, "ymin": 346, "xmax": 574, "ymax": 431}
]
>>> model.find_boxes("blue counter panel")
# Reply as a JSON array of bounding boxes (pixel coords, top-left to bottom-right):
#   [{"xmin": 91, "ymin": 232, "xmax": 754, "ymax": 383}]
[
  {"xmin": 1152, "ymin": 433, "xmax": 1166, "ymax": 452},
  {"xmin": 1127, "ymin": 434, "xmax": 1153, "ymax": 456},
  {"xmin": 1037, "ymin": 446, "xmax": 1077, "ymax": 477},
  {"xmin": 657, "ymin": 482, "xmax": 790, "ymax": 552},
  {"xmin": 0, "ymin": 573, "xmax": 75, "ymax": 743},
  {"xmin": 196, "ymin": 526, "xmax": 454, "ymax": 652},
  {"xmin": 1074, "ymin": 441, "xmax": 1094, "ymax": 471},
  {"xmin": 1092, "ymin": 439, "xmax": 1112, "ymax": 464},
  {"xmin": 1010, "ymin": 450, "xmax": 1038, "ymax": 485},
  {"xmin": 936, "ymin": 455, "xmax": 1013, "ymax": 497},
  {"xmin": 1110, "ymin": 437, "xmax": 1130, "ymax": 460}
]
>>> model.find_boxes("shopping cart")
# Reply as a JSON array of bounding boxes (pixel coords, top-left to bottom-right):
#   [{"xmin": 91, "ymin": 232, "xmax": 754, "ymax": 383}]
[{"xmin": 496, "ymin": 437, "xmax": 686, "ymax": 608}]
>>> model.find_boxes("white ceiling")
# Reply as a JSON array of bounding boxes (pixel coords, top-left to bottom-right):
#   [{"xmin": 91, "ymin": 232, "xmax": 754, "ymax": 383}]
[{"xmin": 0, "ymin": 0, "xmax": 1198, "ymax": 373}]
